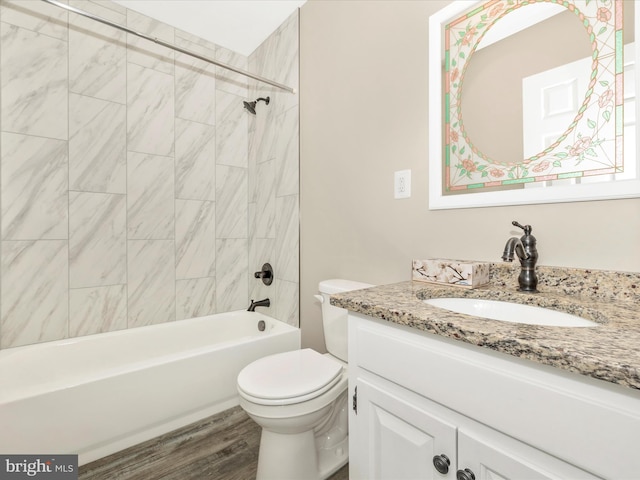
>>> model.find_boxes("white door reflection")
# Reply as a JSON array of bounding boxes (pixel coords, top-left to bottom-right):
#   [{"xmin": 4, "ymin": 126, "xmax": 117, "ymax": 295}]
[{"xmin": 524, "ymin": 43, "xmax": 636, "ymax": 188}]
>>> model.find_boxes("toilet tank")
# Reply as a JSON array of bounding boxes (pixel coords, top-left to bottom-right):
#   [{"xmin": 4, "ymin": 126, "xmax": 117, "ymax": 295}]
[{"xmin": 318, "ymin": 279, "xmax": 373, "ymax": 362}]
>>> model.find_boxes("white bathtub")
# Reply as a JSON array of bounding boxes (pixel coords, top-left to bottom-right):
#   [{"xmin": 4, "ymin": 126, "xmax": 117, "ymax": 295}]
[{"xmin": 0, "ymin": 311, "xmax": 300, "ymax": 465}]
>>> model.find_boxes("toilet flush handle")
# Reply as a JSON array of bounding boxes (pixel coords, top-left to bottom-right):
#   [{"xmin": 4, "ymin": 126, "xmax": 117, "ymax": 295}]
[{"xmin": 314, "ymin": 295, "xmax": 324, "ymax": 303}]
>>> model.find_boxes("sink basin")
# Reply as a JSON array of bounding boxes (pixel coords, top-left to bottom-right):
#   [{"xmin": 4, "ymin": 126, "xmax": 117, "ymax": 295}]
[{"xmin": 424, "ymin": 298, "xmax": 598, "ymax": 327}]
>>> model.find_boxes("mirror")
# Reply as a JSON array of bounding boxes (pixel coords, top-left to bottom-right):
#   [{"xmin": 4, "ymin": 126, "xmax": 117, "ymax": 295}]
[{"xmin": 429, "ymin": 0, "xmax": 640, "ymax": 209}]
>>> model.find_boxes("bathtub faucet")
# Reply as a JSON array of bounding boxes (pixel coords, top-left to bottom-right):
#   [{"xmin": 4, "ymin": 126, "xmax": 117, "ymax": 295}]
[{"xmin": 248, "ymin": 298, "xmax": 270, "ymax": 312}]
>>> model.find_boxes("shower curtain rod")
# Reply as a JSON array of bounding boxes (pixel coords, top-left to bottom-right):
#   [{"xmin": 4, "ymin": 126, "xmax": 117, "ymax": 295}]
[{"xmin": 40, "ymin": 0, "xmax": 296, "ymax": 94}]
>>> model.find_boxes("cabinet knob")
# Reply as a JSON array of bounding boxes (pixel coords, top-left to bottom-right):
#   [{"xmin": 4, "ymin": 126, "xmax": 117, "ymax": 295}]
[
  {"xmin": 432, "ymin": 454, "xmax": 450, "ymax": 474},
  {"xmin": 456, "ymin": 468, "xmax": 476, "ymax": 480}
]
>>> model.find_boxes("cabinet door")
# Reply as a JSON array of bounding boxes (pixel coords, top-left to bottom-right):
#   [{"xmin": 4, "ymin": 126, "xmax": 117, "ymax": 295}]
[
  {"xmin": 351, "ymin": 377, "xmax": 457, "ymax": 480},
  {"xmin": 458, "ymin": 429, "xmax": 602, "ymax": 480}
]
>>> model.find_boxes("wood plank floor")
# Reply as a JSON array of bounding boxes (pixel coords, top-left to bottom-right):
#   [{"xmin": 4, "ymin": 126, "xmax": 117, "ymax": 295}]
[{"xmin": 79, "ymin": 406, "xmax": 348, "ymax": 480}]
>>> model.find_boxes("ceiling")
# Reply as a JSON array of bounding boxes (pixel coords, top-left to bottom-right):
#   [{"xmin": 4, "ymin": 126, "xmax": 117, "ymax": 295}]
[{"xmin": 112, "ymin": 1, "xmax": 306, "ymax": 57}]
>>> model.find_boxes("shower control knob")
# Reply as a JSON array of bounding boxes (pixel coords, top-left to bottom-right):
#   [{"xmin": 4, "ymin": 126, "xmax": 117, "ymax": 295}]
[
  {"xmin": 456, "ymin": 468, "xmax": 476, "ymax": 480},
  {"xmin": 432, "ymin": 454, "xmax": 450, "ymax": 474},
  {"xmin": 254, "ymin": 263, "xmax": 273, "ymax": 286}
]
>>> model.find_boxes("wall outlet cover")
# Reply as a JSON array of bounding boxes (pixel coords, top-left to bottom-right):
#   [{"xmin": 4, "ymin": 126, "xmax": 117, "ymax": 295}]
[{"xmin": 394, "ymin": 170, "xmax": 411, "ymax": 199}]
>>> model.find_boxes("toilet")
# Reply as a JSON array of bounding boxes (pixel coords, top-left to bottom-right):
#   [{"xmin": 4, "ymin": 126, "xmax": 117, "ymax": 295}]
[{"xmin": 237, "ymin": 279, "xmax": 373, "ymax": 480}]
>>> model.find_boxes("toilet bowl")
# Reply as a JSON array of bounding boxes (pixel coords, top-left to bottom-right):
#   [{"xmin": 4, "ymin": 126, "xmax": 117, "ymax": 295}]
[
  {"xmin": 236, "ymin": 279, "xmax": 373, "ymax": 480},
  {"xmin": 238, "ymin": 349, "xmax": 348, "ymax": 479}
]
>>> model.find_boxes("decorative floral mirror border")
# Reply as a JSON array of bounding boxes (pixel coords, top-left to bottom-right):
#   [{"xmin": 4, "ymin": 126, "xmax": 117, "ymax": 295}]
[
  {"xmin": 448, "ymin": 0, "xmax": 621, "ymax": 189},
  {"xmin": 429, "ymin": 0, "xmax": 640, "ymax": 209}
]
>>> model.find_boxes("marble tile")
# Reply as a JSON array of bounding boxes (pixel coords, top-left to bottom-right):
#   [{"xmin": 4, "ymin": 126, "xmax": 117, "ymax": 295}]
[
  {"xmin": 254, "ymin": 160, "xmax": 275, "ymax": 239},
  {"xmin": 1, "ymin": 240, "xmax": 68, "ymax": 348},
  {"xmin": 175, "ymin": 199, "xmax": 215, "ymax": 280},
  {"xmin": 175, "ymin": 119, "xmax": 216, "ymax": 201},
  {"xmin": 216, "ymin": 239, "xmax": 248, "ymax": 312},
  {"xmin": 69, "ymin": 192, "xmax": 126, "ymax": 288},
  {"xmin": 176, "ymin": 277, "xmax": 216, "ymax": 321},
  {"xmin": 127, "ymin": 152, "xmax": 174, "ymax": 240},
  {"xmin": 248, "ymin": 202, "xmax": 256, "ymax": 241},
  {"xmin": 249, "ymin": 234, "xmax": 275, "ymax": 270},
  {"xmin": 1, "ymin": 132, "xmax": 68, "ymax": 240},
  {"xmin": 275, "ymin": 195, "xmax": 299, "ymax": 283},
  {"xmin": 175, "ymin": 51, "xmax": 217, "ymax": 126},
  {"xmin": 248, "ymin": 120, "xmax": 258, "ymax": 204},
  {"xmin": 249, "ymin": 98, "xmax": 277, "ymax": 166},
  {"xmin": 126, "ymin": 9, "xmax": 174, "ymax": 74},
  {"xmin": 88, "ymin": 0, "xmax": 126, "ymax": 15},
  {"xmin": 216, "ymin": 90, "xmax": 248, "ymax": 168},
  {"xmin": 175, "ymin": 29, "xmax": 216, "ymax": 55},
  {"xmin": 127, "ymin": 239, "xmax": 175, "ymax": 328},
  {"xmin": 249, "ymin": 11, "xmax": 299, "ymax": 116},
  {"xmin": 69, "ymin": 3, "xmax": 126, "ymax": 103},
  {"xmin": 215, "ymin": 46, "xmax": 249, "ymax": 97},
  {"xmin": 69, "ymin": 284, "xmax": 127, "ymax": 337},
  {"xmin": 276, "ymin": 106, "xmax": 300, "ymax": 197},
  {"xmin": 70, "ymin": 0, "xmax": 123, "ymax": 21},
  {"xmin": 69, "ymin": 93, "xmax": 126, "ymax": 193},
  {"xmin": 1, "ymin": 22, "xmax": 68, "ymax": 139},
  {"xmin": 0, "ymin": 0, "xmax": 301, "ymax": 351},
  {"xmin": 1, "ymin": 0, "xmax": 68, "ymax": 41},
  {"xmin": 216, "ymin": 165, "xmax": 247, "ymax": 239},
  {"xmin": 275, "ymin": 11, "xmax": 300, "ymax": 66},
  {"xmin": 275, "ymin": 12, "xmax": 300, "ymax": 113},
  {"xmin": 276, "ymin": 279, "xmax": 299, "ymax": 327},
  {"xmin": 127, "ymin": 63, "xmax": 174, "ymax": 156}
]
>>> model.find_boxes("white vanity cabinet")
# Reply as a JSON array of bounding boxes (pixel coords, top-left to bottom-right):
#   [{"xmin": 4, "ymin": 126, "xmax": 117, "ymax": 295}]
[{"xmin": 348, "ymin": 312, "xmax": 640, "ymax": 480}]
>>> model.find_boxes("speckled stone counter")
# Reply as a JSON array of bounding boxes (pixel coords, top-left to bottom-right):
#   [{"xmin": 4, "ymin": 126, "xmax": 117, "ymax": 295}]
[{"xmin": 330, "ymin": 263, "xmax": 640, "ymax": 390}]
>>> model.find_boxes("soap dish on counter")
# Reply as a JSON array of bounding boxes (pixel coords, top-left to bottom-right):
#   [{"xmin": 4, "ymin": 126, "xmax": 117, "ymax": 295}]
[{"xmin": 412, "ymin": 259, "xmax": 490, "ymax": 289}]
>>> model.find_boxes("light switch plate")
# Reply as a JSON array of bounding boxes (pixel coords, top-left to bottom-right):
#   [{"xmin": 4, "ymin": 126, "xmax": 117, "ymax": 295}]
[{"xmin": 394, "ymin": 170, "xmax": 411, "ymax": 199}]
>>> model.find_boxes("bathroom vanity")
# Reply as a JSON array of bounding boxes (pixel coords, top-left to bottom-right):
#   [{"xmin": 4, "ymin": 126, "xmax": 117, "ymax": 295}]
[{"xmin": 334, "ymin": 265, "xmax": 640, "ymax": 480}]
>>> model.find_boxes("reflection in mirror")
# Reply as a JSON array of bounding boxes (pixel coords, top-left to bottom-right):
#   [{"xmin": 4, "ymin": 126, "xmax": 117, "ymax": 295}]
[
  {"xmin": 461, "ymin": 6, "xmax": 591, "ymax": 164},
  {"xmin": 429, "ymin": 0, "xmax": 640, "ymax": 209}
]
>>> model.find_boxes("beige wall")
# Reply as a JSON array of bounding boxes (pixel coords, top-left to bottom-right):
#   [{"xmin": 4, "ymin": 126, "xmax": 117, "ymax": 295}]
[{"xmin": 299, "ymin": 0, "xmax": 640, "ymax": 352}]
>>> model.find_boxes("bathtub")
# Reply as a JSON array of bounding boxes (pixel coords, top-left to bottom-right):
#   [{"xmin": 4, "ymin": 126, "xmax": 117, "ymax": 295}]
[{"xmin": 0, "ymin": 311, "xmax": 300, "ymax": 465}]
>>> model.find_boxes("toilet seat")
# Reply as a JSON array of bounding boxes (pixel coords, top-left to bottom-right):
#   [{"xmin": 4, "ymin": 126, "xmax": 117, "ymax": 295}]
[{"xmin": 237, "ymin": 349, "xmax": 344, "ymax": 406}]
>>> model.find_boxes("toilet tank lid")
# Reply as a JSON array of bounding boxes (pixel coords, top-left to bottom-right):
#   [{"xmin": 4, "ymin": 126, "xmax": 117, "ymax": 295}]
[{"xmin": 319, "ymin": 279, "xmax": 374, "ymax": 294}]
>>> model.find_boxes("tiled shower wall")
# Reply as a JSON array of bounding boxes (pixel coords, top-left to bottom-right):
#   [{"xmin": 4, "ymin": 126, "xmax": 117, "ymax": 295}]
[
  {"xmin": 248, "ymin": 12, "xmax": 300, "ymax": 326},
  {"xmin": 0, "ymin": 0, "xmax": 299, "ymax": 349}
]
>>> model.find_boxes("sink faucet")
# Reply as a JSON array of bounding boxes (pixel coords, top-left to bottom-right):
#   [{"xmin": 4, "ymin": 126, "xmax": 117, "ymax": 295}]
[
  {"xmin": 502, "ymin": 221, "xmax": 538, "ymax": 292},
  {"xmin": 248, "ymin": 298, "xmax": 270, "ymax": 312}
]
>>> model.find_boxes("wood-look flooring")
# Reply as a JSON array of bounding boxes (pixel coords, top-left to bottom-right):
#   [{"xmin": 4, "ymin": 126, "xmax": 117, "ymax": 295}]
[{"xmin": 79, "ymin": 406, "xmax": 348, "ymax": 480}]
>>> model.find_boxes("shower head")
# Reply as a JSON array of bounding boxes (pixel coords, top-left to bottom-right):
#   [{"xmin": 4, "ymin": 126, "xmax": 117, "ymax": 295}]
[
  {"xmin": 243, "ymin": 101, "xmax": 256, "ymax": 114},
  {"xmin": 243, "ymin": 96, "xmax": 270, "ymax": 115}
]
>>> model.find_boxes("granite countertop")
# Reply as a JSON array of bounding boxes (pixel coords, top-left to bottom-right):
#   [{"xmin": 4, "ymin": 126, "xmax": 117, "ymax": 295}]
[{"xmin": 330, "ymin": 264, "xmax": 640, "ymax": 391}]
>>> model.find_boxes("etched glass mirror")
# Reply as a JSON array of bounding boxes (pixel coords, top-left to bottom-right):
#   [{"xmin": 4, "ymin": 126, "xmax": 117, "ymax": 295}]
[{"xmin": 429, "ymin": 0, "xmax": 639, "ymax": 209}]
